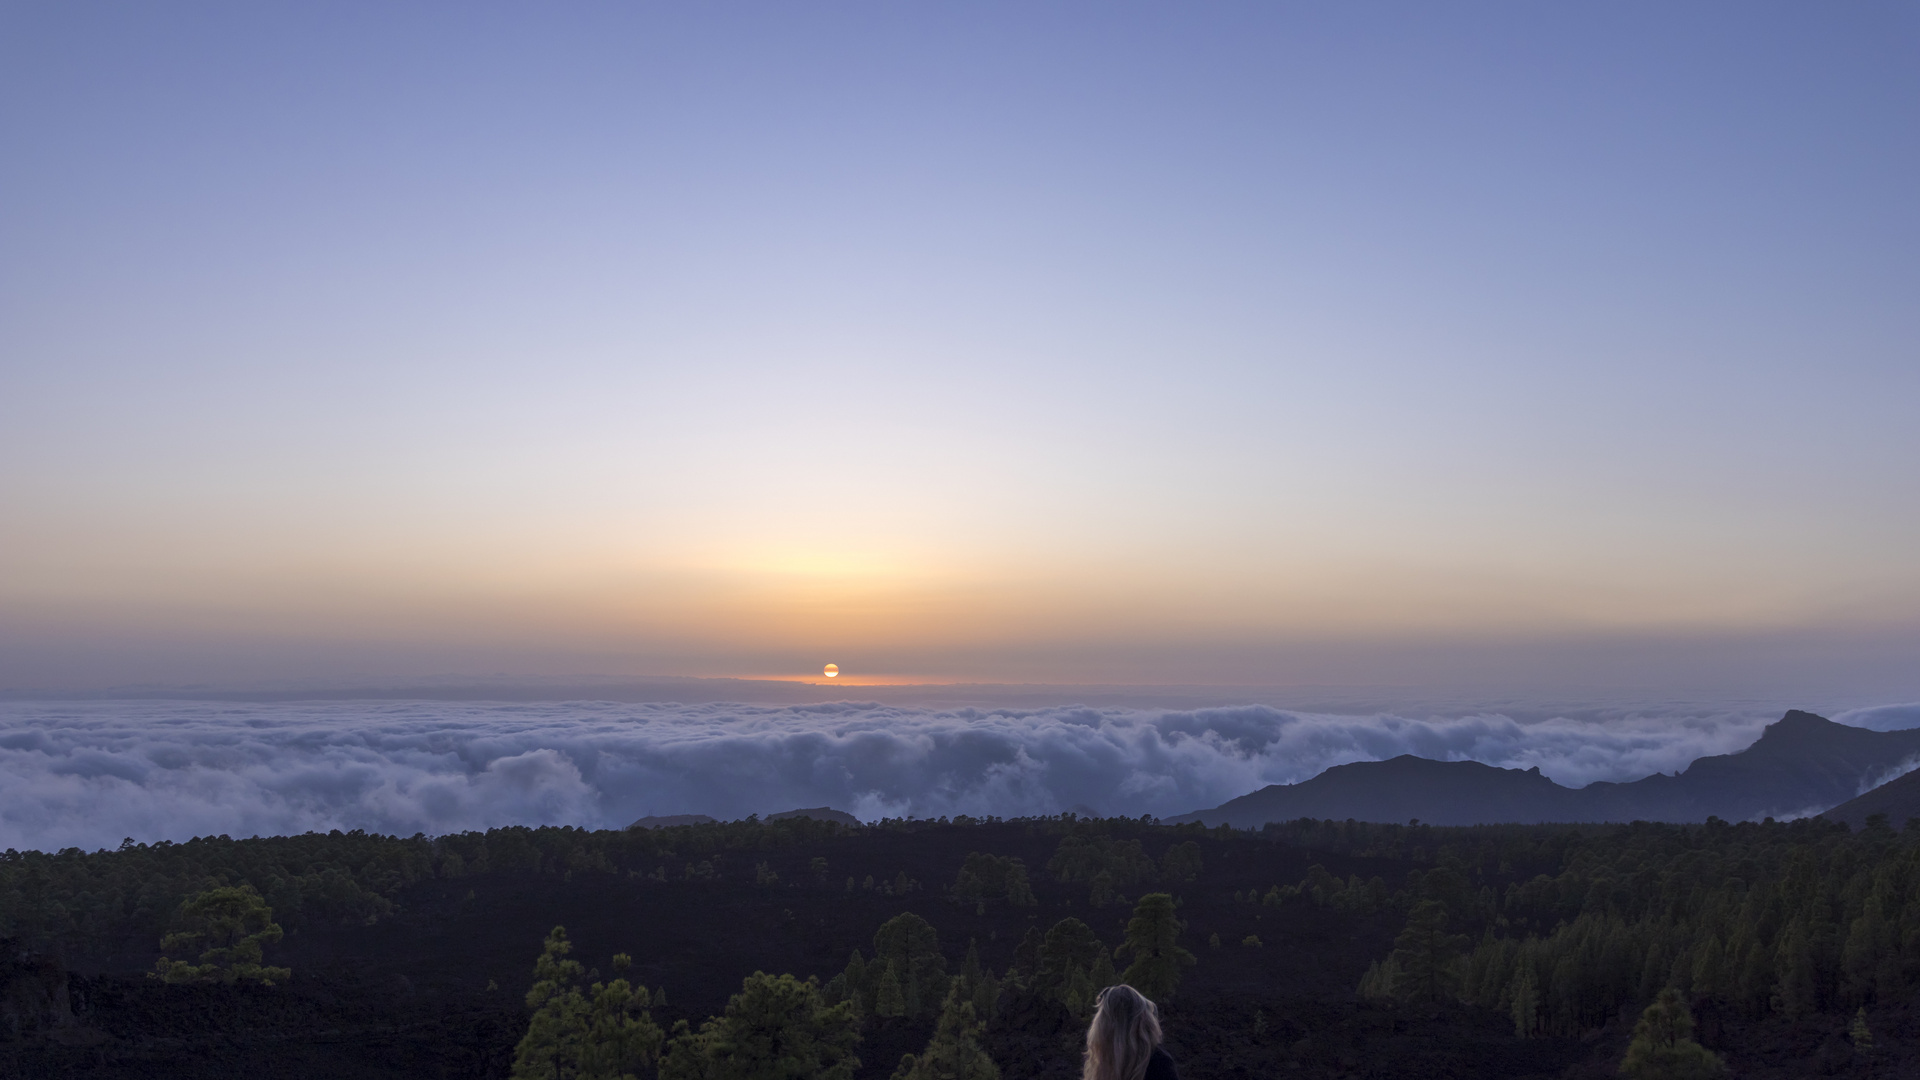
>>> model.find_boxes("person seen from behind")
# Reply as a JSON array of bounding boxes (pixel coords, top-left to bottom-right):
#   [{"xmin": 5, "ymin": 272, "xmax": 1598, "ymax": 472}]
[{"xmin": 1084, "ymin": 984, "xmax": 1178, "ymax": 1080}]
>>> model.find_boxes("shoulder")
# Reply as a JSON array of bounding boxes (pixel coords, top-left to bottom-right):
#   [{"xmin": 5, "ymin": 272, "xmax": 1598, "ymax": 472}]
[{"xmin": 1144, "ymin": 1045, "xmax": 1179, "ymax": 1080}]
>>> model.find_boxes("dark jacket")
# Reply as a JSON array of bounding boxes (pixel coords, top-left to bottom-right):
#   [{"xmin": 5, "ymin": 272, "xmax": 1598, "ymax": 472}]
[{"xmin": 1144, "ymin": 1045, "xmax": 1179, "ymax": 1080}]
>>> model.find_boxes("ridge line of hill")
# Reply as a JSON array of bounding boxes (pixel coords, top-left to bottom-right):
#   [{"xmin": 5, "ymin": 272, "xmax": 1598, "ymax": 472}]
[{"xmin": 1168, "ymin": 709, "xmax": 1920, "ymax": 828}]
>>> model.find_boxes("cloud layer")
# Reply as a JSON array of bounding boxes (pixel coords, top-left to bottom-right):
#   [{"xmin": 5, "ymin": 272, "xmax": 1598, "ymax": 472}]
[{"xmin": 1, "ymin": 698, "xmax": 1913, "ymax": 852}]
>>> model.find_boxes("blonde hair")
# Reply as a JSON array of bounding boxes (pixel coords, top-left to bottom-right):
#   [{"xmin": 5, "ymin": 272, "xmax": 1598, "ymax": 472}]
[{"xmin": 1083, "ymin": 984, "xmax": 1162, "ymax": 1080}]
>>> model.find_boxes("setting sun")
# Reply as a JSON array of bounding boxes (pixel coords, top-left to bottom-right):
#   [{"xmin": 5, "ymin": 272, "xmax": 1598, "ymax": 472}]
[{"xmin": 823, "ymin": 664, "xmax": 839, "ymax": 678}]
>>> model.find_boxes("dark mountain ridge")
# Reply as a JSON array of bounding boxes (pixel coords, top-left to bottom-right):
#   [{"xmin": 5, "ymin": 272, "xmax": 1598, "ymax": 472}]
[
  {"xmin": 1822, "ymin": 765, "xmax": 1920, "ymax": 830},
  {"xmin": 1171, "ymin": 710, "xmax": 1920, "ymax": 827}
]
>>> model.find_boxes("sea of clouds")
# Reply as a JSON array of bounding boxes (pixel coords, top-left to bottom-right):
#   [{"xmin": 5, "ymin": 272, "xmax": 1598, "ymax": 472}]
[{"xmin": 2, "ymin": 698, "xmax": 1917, "ymax": 853}]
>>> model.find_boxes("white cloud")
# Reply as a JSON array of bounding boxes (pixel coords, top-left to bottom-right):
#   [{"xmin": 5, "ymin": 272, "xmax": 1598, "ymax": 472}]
[
  {"xmin": 0, "ymin": 697, "xmax": 1898, "ymax": 852},
  {"xmin": 1836, "ymin": 703, "xmax": 1920, "ymax": 732}
]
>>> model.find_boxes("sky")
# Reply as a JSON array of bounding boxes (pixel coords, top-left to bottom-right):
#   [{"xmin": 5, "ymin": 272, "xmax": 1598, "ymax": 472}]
[{"xmin": 3, "ymin": 2, "xmax": 1918, "ymax": 695}]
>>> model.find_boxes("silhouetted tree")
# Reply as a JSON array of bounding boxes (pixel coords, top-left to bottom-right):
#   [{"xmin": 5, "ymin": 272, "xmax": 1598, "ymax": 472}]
[
  {"xmin": 891, "ymin": 984, "xmax": 998, "ymax": 1080},
  {"xmin": 1390, "ymin": 900, "xmax": 1465, "ymax": 1004},
  {"xmin": 956, "ymin": 939, "xmax": 1000, "ymax": 1019},
  {"xmin": 1619, "ymin": 989, "xmax": 1725, "ymax": 1080},
  {"xmin": 513, "ymin": 926, "xmax": 588, "ymax": 1080},
  {"xmin": 1850, "ymin": 1007, "xmax": 1873, "ymax": 1055},
  {"xmin": 580, "ymin": 954, "xmax": 663, "ymax": 1080},
  {"xmin": 872, "ymin": 913, "xmax": 946, "ymax": 1018},
  {"xmin": 1004, "ymin": 858, "xmax": 1037, "ymax": 907},
  {"xmin": 1004, "ymin": 926, "xmax": 1044, "ymax": 990},
  {"xmin": 148, "ymin": 884, "xmax": 290, "ymax": 986},
  {"xmin": 1689, "ymin": 936, "xmax": 1723, "ymax": 1001},
  {"xmin": 1117, "ymin": 893, "xmax": 1194, "ymax": 1000},
  {"xmin": 825, "ymin": 949, "xmax": 870, "ymax": 1018},
  {"xmin": 659, "ymin": 971, "xmax": 860, "ymax": 1080},
  {"xmin": 1159, "ymin": 841, "xmax": 1203, "ymax": 882},
  {"xmin": 1356, "ymin": 957, "xmax": 1401, "ymax": 1001},
  {"xmin": 1510, "ymin": 965, "xmax": 1540, "ymax": 1038},
  {"xmin": 1034, "ymin": 918, "xmax": 1103, "ymax": 1004},
  {"xmin": 1048, "ymin": 835, "xmax": 1155, "ymax": 886},
  {"xmin": 875, "ymin": 963, "xmax": 907, "ymax": 1018},
  {"xmin": 1088, "ymin": 870, "xmax": 1117, "ymax": 908},
  {"xmin": 1771, "ymin": 920, "xmax": 1816, "ymax": 1017},
  {"xmin": 1090, "ymin": 947, "xmax": 1117, "ymax": 1000},
  {"xmin": 1841, "ymin": 898, "xmax": 1890, "ymax": 1006}
]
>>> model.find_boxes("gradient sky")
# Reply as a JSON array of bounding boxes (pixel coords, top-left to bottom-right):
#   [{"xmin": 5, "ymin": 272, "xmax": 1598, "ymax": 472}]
[{"xmin": 3, "ymin": 2, "xmax": 1917, "ymax": 693}]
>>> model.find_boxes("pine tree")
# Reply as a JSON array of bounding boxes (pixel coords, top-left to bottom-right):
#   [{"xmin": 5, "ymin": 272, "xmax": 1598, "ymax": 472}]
[
  {"xmin": 952, "ymin": 868, "xmax": 985, "ymax": 905},
  {"xmin": 1034, "ymin": 917, "xmax": 1106, "ymax": 1009},
  {"xmin": 1849, "ymin": 1007, "xmax": 1873, "ymax": 1055},
  {"xmin": 148, "ymin": 885, "xmax": 290, "ymax": 986},
  {"xmin": 1088, "ymin": 871, "xmax": 1116, "ymax": 908},
  {"xmin": 1356, "ymin": 958, "xmax": 1400, "ymax": 1001},
  {"xmin": 1005, "ymin": 927, "xmax": 1045, "ymax": 990},
  {"xmin": 1117, "ymin": 893, "xmax": 1195, "ymax": 1000},
  {"xmin": 1619, "ymin": 988, "xmax": 1726, "ymax": 1080},
  {"xmin": 891, "ymin": 984, "xmax": 999, "ymax": 1080},
  {"xmin": 1510, "ymin": 965, "xmax": 1539, "ymax": 1038},
  {"xmin": 1771, "ymin": 921, "xmax": 1816, "ymax": 1017},
  {"xmin": 659, "ymin": 971, "xmax": 861, "ymax": 1080},
  {"xmin": 1842, "ymin": 900, "xmax": 1889, "ymax": 1006},
  {"xmin": 1159, "ymin": 841, "xmax": 1203, "ymax": 882},
  {"xmin": 876, "ymin": 962, "xmax": 907, "ymax": 1018},
  {"xmin": 578, "ymin": 954, "xmax": 664, "ymax": 1080},
  {"xmin": 1089, "ymin": 946, "xmax": 1117, "ymax": 994},
  {"xmin": 872, "ymin": 913, "xmax": 946, "ymax": 1018},
  {"xmin": 956, "ymin": 940, "xmax": 1000, "ymax": 1020},
  {"xmin": 1637, "ymin": 942, "xmax": 1669, "ymax": 1005},
  {"xmin": 1005, "ymin": 859, "xmax": 1037, "ymax": 907},
  {"xmin": 1062, "ymin": 965, "xmax": 1097, "ymax": 1018},
  {"xmin": 827, "ymin": 949, "xmax": 871, "ymax": 1017},
  {"xmin": 1689, "ymin": 936, "xmax": 1723, "ymax": 1001},
  {"xmin": 513, "ymin": 926, "xmax": 589, "ymax": 1080},
  {"xmin": 1390, "ymin": 901, "xmax": 1467, "ymax": 1004},
  {"xmin": 1734, "ymin": 931, "xmax": 1773, "ymax": 1012}
]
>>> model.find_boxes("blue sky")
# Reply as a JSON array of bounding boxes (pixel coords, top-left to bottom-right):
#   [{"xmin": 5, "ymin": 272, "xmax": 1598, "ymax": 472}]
[{"xmin": 2, "ymin": 2, "xmax": 1916, "ymax": 692}]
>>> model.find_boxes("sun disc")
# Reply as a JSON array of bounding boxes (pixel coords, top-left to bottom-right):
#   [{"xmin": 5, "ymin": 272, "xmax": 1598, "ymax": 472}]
[{"xmin": 823, "ymin": 664, "xmax": 839, "ymax": 677}]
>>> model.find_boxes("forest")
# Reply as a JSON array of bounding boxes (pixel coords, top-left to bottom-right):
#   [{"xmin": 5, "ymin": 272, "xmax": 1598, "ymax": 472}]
[{"xmin": 2, "ymin": 811, "xmax": 1913, "ymax": 1078}]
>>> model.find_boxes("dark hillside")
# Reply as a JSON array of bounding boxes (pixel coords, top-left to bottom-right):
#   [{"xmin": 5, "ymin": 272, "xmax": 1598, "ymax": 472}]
[
  {"xmin": 1582, "ymin": 709, "xmax": 1920, "ymax": 822},
  {"xmin": 1175, "ymin": 710, "xmax": 1920, "ymax": 827},
  {"xmin": 9, "ymin": 820, "xmax": 1440, "ymax": 1078},
  {"xmin": 1173, "ymin": 757, "xmax": 1578, "ymax": 827},
  {"xmin": 1823, "ymin": 767, "xmax": 1920, "ymax": 830},
  {"xmin": 4, "ymin": 813, "xmax": 1920, "ymax": 1077}
]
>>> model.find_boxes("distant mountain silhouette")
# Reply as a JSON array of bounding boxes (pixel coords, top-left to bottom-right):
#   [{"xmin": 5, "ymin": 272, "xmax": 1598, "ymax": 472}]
[
  {"xmin": 1174, "ymin": 755, "xmax": 1577, "ymax": 826},
  {"xmin": 766, "ymin": 806, "xmax": 862, "ymax": 827},
  {"xmin": 1822, "ymin": 767, "xmax": 1920, "ymax": 830},
  {"xmin": 1168, "ymin": 710, "xmax": 1920, "ymax": 827},
  {"xmin": 629, "ymin": 813, "xmax": 720, "ymax": 829},
  {"xmin": 628, "ymin": 807, "xmax": 861, "ymax": 829}
]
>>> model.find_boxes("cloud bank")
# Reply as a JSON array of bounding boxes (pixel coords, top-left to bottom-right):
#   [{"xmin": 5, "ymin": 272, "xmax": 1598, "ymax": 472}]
[{"xmin": 1, "ymin": 698, "xmax": 1912, "ymax": 852}]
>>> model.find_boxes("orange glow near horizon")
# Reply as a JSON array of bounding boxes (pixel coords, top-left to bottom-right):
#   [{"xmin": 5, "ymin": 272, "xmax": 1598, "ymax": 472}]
[
  {"xmin": 729, "ymin": 672, "xmax": 977, "ymax": 687},
  {"xmin": 5, "ymin": 4, "xmax": 1920, "ymax": 698}
]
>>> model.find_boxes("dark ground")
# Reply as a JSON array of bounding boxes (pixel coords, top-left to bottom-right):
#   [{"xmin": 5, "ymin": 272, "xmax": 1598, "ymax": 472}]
[{"xmin": 3, "ymin": 821, "xmax": 1914, "ymax": 1078}]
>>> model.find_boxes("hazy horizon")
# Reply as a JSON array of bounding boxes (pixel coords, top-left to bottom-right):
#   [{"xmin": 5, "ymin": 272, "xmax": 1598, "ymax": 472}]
[{"xmin": 5, "ymin": 694, "xmax": 1916, "ymax": 853}]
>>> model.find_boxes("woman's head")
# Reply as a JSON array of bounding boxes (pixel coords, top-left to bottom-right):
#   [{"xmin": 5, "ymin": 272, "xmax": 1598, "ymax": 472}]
[{"xmin": 1083, "ymin": 984, "xmax": 1162, "ymax": 1080}]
